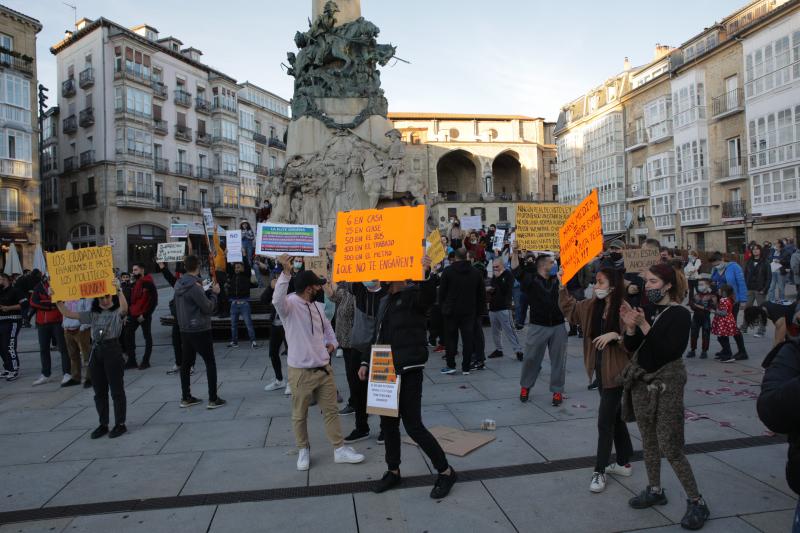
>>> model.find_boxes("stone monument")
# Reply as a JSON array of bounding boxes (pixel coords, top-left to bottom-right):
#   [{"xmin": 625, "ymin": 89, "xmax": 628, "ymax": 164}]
[{"xmin": 269, "ymin": 0, "xmax": 429, "ymax": 242}]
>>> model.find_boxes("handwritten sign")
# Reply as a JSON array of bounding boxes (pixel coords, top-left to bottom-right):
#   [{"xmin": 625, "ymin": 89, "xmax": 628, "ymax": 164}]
[
  {"xmin": 515, "ymin": 204, "xmax": 574, "ymax": 251},
  {"xmin": 169, "ymin": 223, "xmax": 188, "ymax": 239},
  {"xmin": 47, "ymin": 246, "xmax": 115, "ymax": 301},
  {"xmin": 256, "ymin": 223, "xmax": 319, "ymax": 257},
  {"xmin": 305, "ymin": 250, "xmax": 329, "ymax": 278},
  {"xmin": 201, "ymin": 208, "xmax": 214, "ymax": 235},
  {"xmin": 333, "ymin": 205, "xmax": 425, "ymax": 283},
  {"xmin": 460, "ymin": 215, "xmax": 482, "ymax": 231},
  {"xmin": 559, "ymin": 190, "xmax": 603, "ymax": 283},
  {"xmin": 622, "ymin": 248, "xmax": 660, "ymax": 273},
  {"xmin": 226, "ymin": 230, "xmax": 243, "ymax": 263},
  {"xmin": 156, "ymin": 242, "xmax": 186, "ymax": 263},
  {"xmin": 366, "ymin": 345, "xmax": 400, "ymax": 417},
  {"xmin": 426, "ymin": 229, "xmax": 446, "ymax": 266},
  {"xmin": 492, "ymin": 229, "xmax": 506, "ymax": 251}
]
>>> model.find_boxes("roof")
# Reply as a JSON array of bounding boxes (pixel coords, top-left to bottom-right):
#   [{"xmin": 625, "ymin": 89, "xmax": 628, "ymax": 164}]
[
  {"xmin": 238, "ymin": 81, "xmax": 290, "ymax": 105},
  {"xmin": 0, "ymin": 5, "xmax": 42, "ymax": 32},
  {"xmin": 130, "ymin": 24, "xmax": 159, "ymax": 32},
  {"xmin": 388, "ymin": 112, "xmax": 543, "ymax": 121}
]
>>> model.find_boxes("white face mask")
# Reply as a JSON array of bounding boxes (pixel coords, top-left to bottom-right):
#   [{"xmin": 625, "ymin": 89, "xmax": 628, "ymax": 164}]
[{"xmin": 595, "ymin": 288, "xmax": 610, "ymax": 300}]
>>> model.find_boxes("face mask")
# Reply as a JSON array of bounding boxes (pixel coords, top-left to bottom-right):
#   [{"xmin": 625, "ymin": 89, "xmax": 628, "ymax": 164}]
[
  {"xmin": 698, "ymin": 284, "xmax": 709, "ymax": 293},
  {"xmin": 293, "ymin": 262, "xmax": 303, "ymax": 270},
  {"xmin": 133, "ymin": 273, "xmax": 141, "ymax": 279},
  {"xmin": 595, "ymin": 288, "xmax": 610, "ymax": 300},
  {"xmin": 362, "ymin": 281, "xmax": 380, "ymax": 290},
  {"xmin": 610, "ymin": 252, "xmax": 622, "ymax": 262},
  {"xmin": 646, "ymin": 288, "xmax": 665, "ymax": 303},
  {"xmin": 714, "ymin": 263, "xmax": 725, "ymax": 272}
]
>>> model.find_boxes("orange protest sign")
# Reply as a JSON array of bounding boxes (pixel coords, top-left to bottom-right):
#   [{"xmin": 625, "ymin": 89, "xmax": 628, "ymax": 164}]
[
  {"xmin": 333, "ymin": 205, "xmax": 426, "ymax": 282},
  {"xmin": 426, "ymin": 229, "xmax": 446, "ymax": 266},
  {"xmin": 559, "ymin": 190, "xmax": 603, "ymax": 283}
]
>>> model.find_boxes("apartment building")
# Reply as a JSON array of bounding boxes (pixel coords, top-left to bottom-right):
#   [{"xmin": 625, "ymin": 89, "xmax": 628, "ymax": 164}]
[
  {"xmin": 0, "ymin": 6, "xmax": 41, "ymax": 270},
  {"xmin": 47, "ymin": 17, "xmax": 289, "ymax": 268},
  {"xmin": 555, "ymin": 0, "xmax": 800, "ymax": 251}
]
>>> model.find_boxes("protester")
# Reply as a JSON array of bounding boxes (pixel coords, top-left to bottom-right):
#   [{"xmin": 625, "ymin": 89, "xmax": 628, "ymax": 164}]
[
  {"xmin": 746, "ymin": 296, "xmax": 800, "ymax": 348},
  {"xmin": 30, "ymin": 276, "xmax": 69, "ymax": 386},
  {"xmin": 684, "ymin": 251, "xmax": 701, "ymax": 301},
  {"xmin": 0, "ymin": 273, "xmax": 25, "ymax": 381},
  {"xmin": 240, "ymin": 221, "xmax": 256, "ymax": 265},
  {"xmin": 358, "ymin": 255, "xmax": 458, "ymax": 499},
  {"xmin": 124, "ymin": 263, "xmax": 158, "ymax": 370},
  {"xmin": 256, "ymin": 199, "xmax": 272, "ymax": 223},
  {"xmin": 227, "ymin": 261, "xmax": 259, "ymax": 349},
  {"xmin": 327, "ymin": 279, "xmax": 356, "ymax": 415},
  {"xmin": 687, "ymin": 274, "xmax": 715, "ymax": 360},
  {"xmin": 262, "ymin": 273, "xmax": 289, "ymax": 394},
  {"xmin": 487, "ymin": 257, "xmax": 523, "ymax": 361},
  {"xmin": 559, "ymin": 267, "xmax": 633, "ymax": 493},
  {"xmin": 447, "ymin": 218, "xmax": 465, "ymax": 250},
  {"xmin": 62, "ymin": 297, "xmax": 93, "ymax": 387},
  {"xmin": 710, "ymin": 252, "xmax": 748, "ymax": 360},
  {"xmin": 439, "ymin": 248, "xmax": 485, "ymax": 375},
  {"xmin": 13, "ymin": 268, "xmax": 40, "ymax": 328},
  {"xmin": 744, "ymin": 244, "xmax": 771, "ymax": 336},
  {"xmin": 512, "ymin": 252, "xmax": 567, "ymax": 406},
  {"xmin": 272, "ymin": 254, "xmax": 364, "ymax": 471},
  {"xmin": 56, "ymin": 280, "xmax": 129, "ymax": 439},
  {"xmin": 620, "ymin": 264, "xmax": 709, "ymax": 530},
  {"xmin": 174, "ymin": 254, "xmax": 225, "ymax": 409},
  {"xmin": 712, "ymin": 284, "xmax": 745, "ymax": 362},
  {"xmin": 769, "ymin": 239, "xmax": 791, "ymax": 303},
  {"xmin": 157, "ymin": 261, "xmax": 187, "ymax": 375},
  {"xmin": 212, "ymin": 233, "xmax": 229, "ymax": 318}
]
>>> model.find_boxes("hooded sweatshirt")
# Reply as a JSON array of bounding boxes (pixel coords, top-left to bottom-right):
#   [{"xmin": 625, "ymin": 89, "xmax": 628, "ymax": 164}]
[
  {"xmin": 438, "ymin": 260, "xmax": 485, "ymax": 317},
  {"xmin": 129, "ymin": 274, "xmax": 158, "ymax": 318},
  {"xmin": 174, "ymin": 274, "xmax": 216, "ymax": 333}
]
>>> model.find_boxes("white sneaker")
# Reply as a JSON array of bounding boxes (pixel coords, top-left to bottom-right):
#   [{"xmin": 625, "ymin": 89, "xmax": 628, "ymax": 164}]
[
  {"xmin": 32, "ymin": 374, "xmax": 50, "ymax": 386},
  {"xmin": 264, "ymin": 379, "xmax": 285, "ymax": 392},
  {"xmin": 297, "ymin": 447, "xmax": 310, "ymax": 471},
  {"xmin": 335, "ymin": 348, "xmax": 343, "ymax": 358},
  {"xmin": 61, "ymin": 373, "xmax": 72, "ymax": 385},
  {"xmin": 334, "ymin": 445, "xmax": 365, "ymax": 464},
  {"xmin": 604, "ymin": 462, "xmax": 633, "ymax": 477},
  {"xmin": 284, "ymin": 382, "xmax": 292, "ymax": 396},
  {"xmin": 0, "ymin": 370, "xmax": 9, "ymax": 378},
  {"xmin": 589, "ymin": 472, "xmax": 606, "ymax": 493},
  {"xmin": 251, "ymin": 341, "xmax": 260, "ymax": 349}
]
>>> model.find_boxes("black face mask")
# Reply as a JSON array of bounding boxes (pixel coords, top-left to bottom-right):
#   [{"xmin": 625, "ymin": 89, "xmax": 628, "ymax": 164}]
[
  {"xmin": 133, "ymin": 273, "xmax": 141, "ymax": 280},
  {"xmin": 610, "ymin": 252, "xmax": 622, "ymax": 261}
]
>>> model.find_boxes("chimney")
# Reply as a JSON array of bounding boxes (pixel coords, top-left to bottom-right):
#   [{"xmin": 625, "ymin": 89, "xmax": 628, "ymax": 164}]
[
  {"xmin": 75, "ymin": 17, "xmax": 93, "ymax": 31},
  {"xmin": 64, "ymin": 30, "xmax": 74, "ymax": 40},
  {"xmin": 623, "ymin": 57, "xmax": 631, "ymax": 71},
  {"xmin": 654, "ymin": 43, "xmax": 673, "ymax": 60}
]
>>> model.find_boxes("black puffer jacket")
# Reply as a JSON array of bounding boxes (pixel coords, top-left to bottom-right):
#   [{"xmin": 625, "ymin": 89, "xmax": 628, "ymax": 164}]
[
  {"xmin": 745, "ymin": 258, "xmax": 771, "ymax": 293},
  {"xmin": 227, "ymin": 271, "xmax": 251, "ymax": 299},
  {"xmin": 757, "ymin": 339, "xmax": 800, "ymax": 496},
  {"xmin": 439, "ymin": 260, "xmax": 485, "ymax": 317},
  {"xmin": 516, "ymin": 267, "xmax": 563, "ymax": 327}
]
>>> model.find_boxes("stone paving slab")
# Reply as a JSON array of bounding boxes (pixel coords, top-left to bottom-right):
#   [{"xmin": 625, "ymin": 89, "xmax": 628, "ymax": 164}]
[
  {"xmin": 145, "ymin": 398, "xmax": 244, "ymax": 425},
  {"xmin": 52, "ymin": 423, "xmax": 179, "ymax": 461},
  {"xmin": 160, "ymin": 418, "xmax": 268, "ymax": 454},
  {"xmin": 0, "ymin": 517, "xmax": 74, "ymax": 533},
  {"xmin": 65, "ymin": 506, "xmax": 216, "ymax": 533},
  {"xmin": 447, "ymin": 397, "xmax": 555, "ymax": 429},
  {"xmin": 511, "ymin": 417, "xmax": 602, "ymax": 461},
  {"xmin": 0, "ymin": 408, "xmax": 84, "ymax": 435},
  {"xmin": 207, "ymin": 495, "xmax": 358, "ymax": 533},
  {"xmin": 54, "ymin": 402, "xmax": 164, "ymax": 431},
  {"xmin": 0, "ymin": 430, "xmax": 85, "ymax": 466},
  {"xmin": 739, "ymin": 509, "xmax": 796, "ymax": 533},
  {"xmin": 709, "ymin": 444, "xmax": 795, "ymax": 497},
  {"xmin": 0, "ymin": 461, "xmax": 90, "ymax": 512},
  {"xmin": 624, "ymin": 516, "xmax": 761, "ymax": 532}
]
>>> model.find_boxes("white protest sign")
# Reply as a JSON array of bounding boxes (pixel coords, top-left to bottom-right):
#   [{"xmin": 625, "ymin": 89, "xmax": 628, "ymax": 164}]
[
  {"xmin": 169, "ymin": 223, "xmax": 188, "ymax": 239},
  {"xmin": 460, "ymin": 216, "xmax": 482, "ymax": 231},
  {"xmin": 226, "ymin": 230, "xmax": 243, "ymax": 263},
  {"xmin": 492, "ymin": 229, "xmax": 506, "ymax": 251},
  {"xmin": 201, "ymin": 208, "xmax": 214, "ymax": 234},
  {"xmin": 156, "ymin": 242, "xmax": 186, "ymax": 263},
  {"xmin": 366, "ymin": 345, "xmax": 400, "ymax": 417}
]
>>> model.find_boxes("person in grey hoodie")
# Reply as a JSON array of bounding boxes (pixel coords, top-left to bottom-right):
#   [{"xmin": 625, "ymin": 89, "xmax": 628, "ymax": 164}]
[{"xmin": 174, "ymin": 254, "xmax": 225, "ymax": 409}]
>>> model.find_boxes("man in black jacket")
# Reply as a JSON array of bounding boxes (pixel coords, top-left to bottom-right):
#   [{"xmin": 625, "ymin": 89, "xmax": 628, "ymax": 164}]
[
  {"xmin": 358, "ymin": 255, "xmax": 457, "ymax": 499},
  {"xmin": 744, "ymin": 244, "xmax": 771, "ymax": 337},
  {"xmin": 227, "ymin": 261, "xmax": 258, "ymax": 348},
  {"xmin": 439, "ymin": 248, "xmax": 485, "ymax": 375},
  {"xmin": 512, "ymin": 252, "xmax": 567, "ymax": 406},
  {"xmin": 488, "ymin": 258, "xmax": 522, "ymax": 361}
]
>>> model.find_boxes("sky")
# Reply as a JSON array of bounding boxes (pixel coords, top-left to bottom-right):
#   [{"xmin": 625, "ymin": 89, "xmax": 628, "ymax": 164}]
[{"xmin": 12, "ymin": 0, "xmax": 747, "ymax": 121}]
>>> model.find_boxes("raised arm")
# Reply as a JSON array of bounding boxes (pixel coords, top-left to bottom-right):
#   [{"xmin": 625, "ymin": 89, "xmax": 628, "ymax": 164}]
[{"xmin": 271, "ymin": 254, "xmax": 294, "ymax": 319}]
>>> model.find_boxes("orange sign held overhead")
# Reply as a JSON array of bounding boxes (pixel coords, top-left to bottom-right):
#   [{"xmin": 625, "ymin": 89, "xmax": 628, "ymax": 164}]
[
  {"xmin": 333, "ymin": 205, "xmax": 426, "ymax": 282},
  {"xmin": 47, "ymin": 246, "xmax": 116, "ymax": 301},
  {"xmin": 559, "ymin": 190, "xmax": 603, "ymax": 283}
]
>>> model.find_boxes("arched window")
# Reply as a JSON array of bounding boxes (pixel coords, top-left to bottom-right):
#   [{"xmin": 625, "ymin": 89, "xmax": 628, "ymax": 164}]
[{"xmin": 70, "ymin": 223, "xmax": 97, "ymax": 249}]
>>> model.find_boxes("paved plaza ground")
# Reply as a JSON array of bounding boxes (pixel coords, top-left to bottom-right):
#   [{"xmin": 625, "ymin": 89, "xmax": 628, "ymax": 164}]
[{"xmin": 0, "ymin": 285, "xmax": 796, "ymax": 532}]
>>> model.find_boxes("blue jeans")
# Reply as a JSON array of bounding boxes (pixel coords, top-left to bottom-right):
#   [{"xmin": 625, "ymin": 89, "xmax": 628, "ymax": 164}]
[
  {"xmin": 515, "ymin": 291, "xmax": 529, "ymax": 326},
  {"xmin": 229, "ymin": 300, "xmax": 256, "ymax": 343},
  {"xmin": 769, "ymin": 271, "xmax": 787, "ymax": 302}
]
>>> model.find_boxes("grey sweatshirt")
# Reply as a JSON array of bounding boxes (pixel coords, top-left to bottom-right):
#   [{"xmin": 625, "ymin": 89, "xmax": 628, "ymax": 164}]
[{"xmin": 174, "ymin": 274, "xmax": 216, "ymax": 333}]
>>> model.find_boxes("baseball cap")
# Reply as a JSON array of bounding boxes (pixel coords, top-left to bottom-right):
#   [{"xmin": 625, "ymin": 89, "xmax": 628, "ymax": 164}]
[
  {"xmin": 608, "ymin": 239, "xmax": 625, "ymax": 250},
  {"xmin": 294, "ymin": 270, "xmax": 326, "ymax": 292}
]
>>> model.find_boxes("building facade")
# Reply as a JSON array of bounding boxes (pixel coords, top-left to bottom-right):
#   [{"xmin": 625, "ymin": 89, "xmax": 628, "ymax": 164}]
[
  {"xmin": 389, "ymin": 112, "xmax": 558, "ymax": 229},
  {"xmin": 0, "ymin": 6, "xmax": 41, "ymax": 270},
  {"xmin": 47, "ymin": 17, "xmax": 289, "ymax": 268}
]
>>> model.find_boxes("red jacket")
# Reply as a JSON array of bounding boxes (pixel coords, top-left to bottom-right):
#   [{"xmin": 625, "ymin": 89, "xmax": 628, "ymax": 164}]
[
  {"xmin": 29, "ymin": 281, "xmax": 62, "ymax": 325},
  {"xmin": 129, "ymin": 274, "xmax": 158, "ymax": 318}
]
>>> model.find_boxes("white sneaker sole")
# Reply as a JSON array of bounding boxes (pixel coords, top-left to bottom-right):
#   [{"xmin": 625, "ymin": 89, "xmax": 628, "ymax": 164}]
[
  {"xmin": 297, "ymin": 463, "xmax": 310, "ymax": 471},
  {"xmin": 589, "ymin": 484, "xmax": 606, "ymax": 493},
  {"xmin": 334, "ymin": 456, "xmax": 365, "ymax": 464},
  {"xmin": 605, "ymin": 468, "xmax": 633, "ymax": 477}
]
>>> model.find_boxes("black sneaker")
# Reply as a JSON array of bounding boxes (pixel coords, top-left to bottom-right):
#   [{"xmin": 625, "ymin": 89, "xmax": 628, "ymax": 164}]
[
  {"xmin": 470, "ymin": 361, "xmax": 485, "ymax": 371},
  {"xmin": 713, "ymin": 351, "xmax": 725, "ymax": 360},
  {"xmin": 699, "ymin": 351, "xmax": 708, "ymax": 359},
  {"xmin": 339, "ymin": 405, "xmax": 355, "ymax": 416},
  {"xmin": 680, "ymin": 497, "xmax": 710, "ymax": 530},
  {"xmin": 124, "ymin": 360, "xmax": 138, "ymax": 370},
  {"xmin": 90, "ymin": 425, "xmax": 109, "ymax": 439},
  {"xmin": 180, "ymin": 396, "xmax": 203, "ymax": 408},
  {"xmin": 376, "ymin": 431, "xmax": 385, "ymax": 445},
  {"xmin": 587, "ymin": 379, "xmax": 599, "ymax": 390},
  {"xmin": 733, "ymin": 352, "xmax": 749, "ymax": 361},
  {"xmin": 629, "ymin": 487, "xmax": 668, "ymax": 509},
  {"xmin": 516, "ymin": 352, "xmax": 523, "ymax": 362},
  {"xmin": 487, "ymin": 350, "xmax": 503, "ymax": 359},
  {"xmin": 207, "ymin": 398, "xmax": 227, "ymax": 409},
  {"xmin": 719, "ymin": 354, "xmax": 735, "ymax": 363},
  {"xmin": 109, "ymin": 424, "xmax": 127, "ymax": 438},
  {"xmin": 344, "ymin": 429, "xmax": 370, "ymax": 444},
  {"xmin": 61, "ymin": 378, "xmax": 81, "ymax": 387},
  {"xmin": 685, "ymin": 350, "xmax": 696, "ymax": 359},
  {"xmin": 5, "ymin": 370, "xmax": 19, "ymax": 382},
  {"xmin": 430, "ymin": 468, "xmax": 457, "ymax": 499},
  {"xmin": 374, "ymin": 470, "xmax": 402, "ymax": 493},
  {"xmin": 138, "ymin": 362, "xmax": 150, "ymax": 370}
]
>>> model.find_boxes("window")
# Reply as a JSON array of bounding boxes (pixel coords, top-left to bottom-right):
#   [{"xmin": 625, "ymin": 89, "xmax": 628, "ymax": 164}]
[
  {"xmin": 116, "ymin": 169, "xmax": 153, "ymax": 196},
  {"xmin": 154, "ymin": 182, "xmax": 162, "ymax": 202},
  {"xmin": 116, "ymin": 46, "xmax": 151, "ymax": 79},
  {"xmin": 752, "ymin": 167, "xmax": 799, "ymax": 206},
  {"xmin": 748, "ymin": 105, "xmax": 800, "ymax": 170},
  {"xmin": 222, "ymin": 153, "xmax": 238, "ymax": 174},
  {"xmin": 498, "ymin": 207, "xmax": 508, "ymax": 221},
  {"xmin": 0, "ymin": 129, "xmax": 32, "ymax": 162},
  {"xmin": 70, "ymin": 224, "xmax": 97, "ymax": 249},
  {"xmin": 239, "ymin": 108, "xmax": 255, "ymax": 131},
  {"xmin": 270, "ymin": 155, "xmax": 277, "ymax": 169},
  {"xmin": 43, "ymin": 177, "xmax": 58, "ymax": 207},
  {"xmin": 115, "ymin": 127, "xmax": 152, "ymax": 157},
  {"xmin": 0, "ymin": 33, "xmax": 12, "ymax": 51},
  {"xmin": 644, "ymin": 96, "xmax": 671, "ymax": 139},
  {"xmin": 200, "ymin": 189, "xmax": 207, "ymax": 207},
  {"xmin": 87, "ymin": 177, "xmax": 95, "ymax": 192},
  {"xmin": 212, "ymin": 119, "xmax": 237, "ymax": 141},
  {"xmin": 0, "ymin": 188, "xmax": 19, "ymax": 220},
  {"xmin": 0, "ymin": 73, "xmax": 32, "ymax": 124},
  {"xmin": 117, "ymin": 87, "xmax": 151, "ymax": 117},
  {"xmin": 179, "ymin": 186, "xmax": 187, "ymax": 206},
  {"xmin": 240, "ymin": 140, "xmax": 257, "ymax": 165}
]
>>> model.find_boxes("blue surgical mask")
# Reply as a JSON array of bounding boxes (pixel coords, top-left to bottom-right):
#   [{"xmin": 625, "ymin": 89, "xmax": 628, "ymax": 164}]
[
  {"xmin": 293, "ymin": 261, "xmax": 303, "ymax": 270},
  {"xmin": 362, "ymin": 281, "xmax": 380, "ymax": 290}
]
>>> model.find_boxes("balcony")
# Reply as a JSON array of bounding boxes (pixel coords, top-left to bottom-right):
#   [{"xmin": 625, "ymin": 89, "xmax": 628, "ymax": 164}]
[
  {"xmin": 61, "ymin": 78, "xmax": 76, "ymax": 98},
  {"xmin": 66, "ymin": 196, "xmax": 80, "ymax": 213},
  {"xmin": 625, "ymin": 130, "xmax": 648, "ymax": 151},
  {"xmin": 0, "ymin": 211, "xmax": 33, "ymax": 229},
  {"xmin": 174, "ymin": 162, "xmax": 193, "ymax": 177},
  {"xmin": 269, "ymin": 137, "xmax": 287, "ymax": 150},
  {"xmin": 115, "ymin": 147, "xmax": 153, "ymax": 165},
  {"xmin": 0, "ymin": 158, "xmax": 32, "ymax": 179},
  {"xmin": 626, "ymin": 181, "xmax": 649, "ymax": 200},
  {"xmin": 82, "ymin": 191, "xmax": 97, "ymax": 208},
  {"xmin": 196, "ymin": 166, "xmax": 213, "ymax": 180},
  {"xmin": 435, "ymin": 192, "xmax": 550, "ymax": 203},
  {"xmin": 653, "ymin": 214, "xmax": 676, "ymax": 231},
  {"xmin": 196, "ymin": 132, "xmax": 212, "ymax": 147},
  {"xmin": 647, "ymin": 120, "xmax": 673, "ymax": 143},
  {"xmin": 79, "ymin": 149, "xmax": 95, "ymax": 168},
  {"xmin": 151, "ymin": 80, "xmax": 167, "ymax": 100},
  {"xmin": 113, "ymin": 65, "xmax": 151, "ymax": 87},
  {"xmin": 253, "ymin": 164, "xmax": 269, "ymax": 176},
  {"xmin": 115, "ymin": 190, "xmax": 155, "ymax": 208},
  {"xmin": 673, "ymin": 107, "xmax": 706, "ymax": 129},
  {"xmin": 253, "ymin": 132, "xmax": 268, "ymax": 145},
  {"xmin": 114, "ymin": 105, "xmax": 153, "ymax": 125},
  {"xmin": 215, "ymin": 168, "xmax": 239, "ymax": 179},
  {"xmin": 174, "ymin": 89, "xmax": 192, "ymax": 107},
  {"xmin": 195, "ymin": 97, "xmax": 212, "ymax": 114},
  {"xmin": 154, "ymin": 157, "xmax": 170, "ymax": 173},
  {"xmin": 722, "ymin": 200, "xmax": 747, "ymax": 220},
  {"xmin": 175, "ymin": 125, "xmax": 192, "ymax": 142},
  {"xmin": 213, "ymin": 202, "xmax": 240, "ymax": 217},
  {"xmin": 0, "ymin": 48, "xmax": 34, "ymax": 76},
  {"xmin": 79, "ymin": 67, "xmax": 94, "ymax": 88},
  {"xmin": 79, "ymin": 107, "xmax": 95, "ymax": 127},
  {"xmin": 715, "ymin": 156, "xmax": 747, "ymax": 183},
  {"xmin": 63, "ymin": 115, "xmax": 77, "ymax": 135},
  {"xmin": 41, "ymin": 157, "xmax": 57, "ymax": 174},
  {"xmin": 748, "ymin": 140, "xmax": 800, "ymax": 172},
  {"xmin": 212, "ymin": 97, "xmax": 237, "ymax": 114},
  {"xmin": 159, "ymin": 197, "xmax": 202, "ymax": 213},
  {"xmin": 712, "ymin": 87, "xmax": 744, "ymax": 119},
  {"xmin": 211, "ymin": 136, "xmax": 238, "ymax": 148},
  {"xmin": 63, "ymin": 156, "xmax": 76, "ymax": 173},
  {"xmin": 154, "ymin": 119, "xmax": 168, "ymax": 135}
]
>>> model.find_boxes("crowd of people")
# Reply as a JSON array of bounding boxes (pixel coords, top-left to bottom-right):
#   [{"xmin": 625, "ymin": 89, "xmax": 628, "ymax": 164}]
[{"xmin": 1, "ymin": 213, "xmax": 799, "ymax": 530}]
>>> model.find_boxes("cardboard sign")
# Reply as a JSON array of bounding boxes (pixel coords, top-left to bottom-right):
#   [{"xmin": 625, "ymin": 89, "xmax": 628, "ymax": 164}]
[
  {"xmin": 622, "ymin": 248, "xmax": 660, "ymax": 273},
  {"xmin": 515, "ymin": 203, "xmax": 574, "ymax": 251},
  {"xmin": 366, "ymin": 345, "xmax": 400, "ymax": 417},
  {"xmin": 226, "ymin": 230, "xmax": 243, "ymax": 263},
  {"xmin": 201, "ymin": 208, "xmax": 214, "ymax": 234},
  {"xmin": 426, "ymin": 229, "xmax": 446, "ymax": 266},
  {"xmin": 492, "ymin": 229, "xmax": 506, "ymax": 251},
  {"xmin": 333, "ymin": 205, "xmax": 425, "ymax": 282},
  {"xmin": 156, "ymin": 242, "xmax": 186, "ymax": 263},
  {"xmin": 47, "ymin": 246, "xmax": 115, "ymax": 301},
  {"xmin": 256, "ymin": 223, "xmax": 319, "ymax": 257},
  {"xmin": 460, "ymin": 215, "xmax": 482, "ymax": 231},
  {"xmin": 169, "ymin": 223, "xmax": 188, "ymax": 239},
  {"xmin": 559, "ymin": 190, "xmax": 603, "ymax": 283},
  {"xmin": 305, "ymin": 250, "xmax": 329, "ymax": 278},
  {"xmin": 403, "ymin": 426, "xmax": 496, "ymax": 457}
]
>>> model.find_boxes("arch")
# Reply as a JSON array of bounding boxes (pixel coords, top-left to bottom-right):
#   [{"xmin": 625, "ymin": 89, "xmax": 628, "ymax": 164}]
[
  {"xmin": 126, "ymin": 223, "xmax": 167, "ymax": 270},
  {"xmin": 69, "ymin": 223, "xmax": 97, "ymax": 249},
  {"xmin": 436, "ymin": 149, "xmax": 479, "ymax": 199},
  {"xmin": 491, "ymin": 150, "xmax": 522, "ymax": 199}
]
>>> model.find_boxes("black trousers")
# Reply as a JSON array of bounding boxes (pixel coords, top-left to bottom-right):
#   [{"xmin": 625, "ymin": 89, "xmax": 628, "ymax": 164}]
[
  {"xmin": 428, "ymin": 304, "xmax": 444, "ymax": 345},
  {"xmin": 125, "ymin": 314, "xmax": 153, "ymax": 364},
  {"xmin": 215, "ymin": 271, "xmax": 228, "ymax": 316},
  {"xmin": 180, "ymin": 330, "xmax": 218, "ymax": 401},
  {"xmin": 731, "ymin": 303, "xmax": 747, "ymax": 353},
  {"xmin": 0, "ymin": 320, "xmax": 20, "ymax": 372},
  {"xmin": 688, "ymin": 279, "xmax": 698, "ymax": 302},
  {"xmin": 717, "ymin": 336, "xmax": 732, "ymax": 354},
  {"xmin": 381, "ymin": 369, "xmax": 449, "ymax": 473},
  {"xmin": 473, "ymin": 316, "xmax": 485, "ymax": 363},
  {"xmin": 445, "ymin": 314, "xmax": 476, "ymax": 372},
  {"xmin": 344, "ymin": 348, "xmax": 369, "ymax": 432},
  {"xmin": 171, "ymin": 324, "xmax": 181, "ymax": 367},
  {"xmin": 90, "ymin": 341, "xmax": 127, "ymax": 426},
  {"xmin": 595, "ymin": 383, "xmax": 633, "ymax": 472},
  {"xmin": 268, "ymin": 324, "xmax": 285, "ymax": 381}
]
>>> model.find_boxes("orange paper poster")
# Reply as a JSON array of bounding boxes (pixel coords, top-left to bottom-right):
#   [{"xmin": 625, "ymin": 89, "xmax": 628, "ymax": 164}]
[
  {"xmin": 426, "ymin": 229, "xmax": 446, "ymax": 266},
  {"xmin": 47, "ymin": 246, "xmax": 116, "ymax": 301},
  {"xmin": 333, "ymin": 205, "xmax": 425, "ymax": 282},
  {"xmin": 559, "ymin": 190, "xmax": 603, "ymax": 283}
]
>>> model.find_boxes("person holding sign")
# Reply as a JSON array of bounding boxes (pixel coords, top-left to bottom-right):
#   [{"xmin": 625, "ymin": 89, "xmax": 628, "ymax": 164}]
[
  {"xmin": 357, "ymin": 255, "xmax": 458, "ymax": 499},
  {"xmin": 272, "ymin": 254, "xmax": 365, "ymax": 471},
  {"xmin": 55, "ymin": 279, "xmax": 130, "ymax": 439}
]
